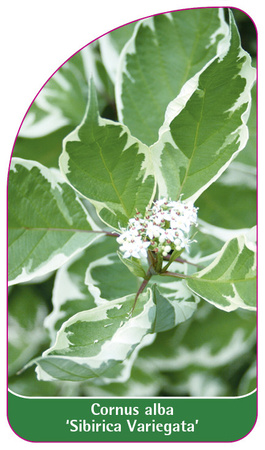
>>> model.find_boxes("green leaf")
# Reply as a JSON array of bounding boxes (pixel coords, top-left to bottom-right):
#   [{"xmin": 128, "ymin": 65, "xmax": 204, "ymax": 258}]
[
  {"xmin": 35, "ymin": 290, "xmax": 156, "ymax": 382},
  {"xmin": 19, "ymin": 49, "xmax": 90, "ymax": 138},
  {"xmin": 187, "ymin": 222, "xmax": 256, "ymax": 271},
  {"xmin": 164, "ymin": 370, "xmax": 229, "ymax": 397},
  {"xmin": 117, "ymin": 251, "xmax": 147, "ymax": 279},
  {"xmin": 151, "ymin": 11, "xmax": 256, "ymax": 202},
  {"xmin": 235, "ymin": 79, "xmax": 256, "ymax": 167},
  {"xmin": 45, "ymin": 237, "xmax": 139, "ymax": 341},
  {"xmin": 238, "ymin": 361, "xmax": 256, "ymax": 395},
  {"xmin": 19, "ymin": 46, "xmax": 113, "ymax": 139},
  {"xmin": 59, "ymin": 80, "xmax": 156, "ymax": 230},
  {"xmin": 186, "ymin": 234, "xmax": 256, "ymax": 311},
  {"xmin": 152, "ymin": 283, "xmax": 199, "ymax": 333},
  {"xmin": 139, "ymin": 301, "xmax": 256, "ymax": 372},
  {"xmin": 196, "ymin": 163, "xmax": 256, "ymax": 229},
  {"xmin": 81, "ymin": 359, "xmax": 162, "ymax": 397},
  {"xmin": 44, "ymin": 250, "xmax": 98, "ymax": 343},
  {"xmin": 187, "ymin": 224, "xmax": 225, "ymax": 263},
  {"xmin": 8, "ymin": 158, "xmax": 102, "ymax": 285},
  {"xmin": 8, "ymin": 367, "xmax": 61, "ymax": 397},
  {"xmin": 85, "ymin": 249, "xmax": 140, "ymax": 302},
  {"xmin": 116, "ymin": 8, "xmax": 229, "ymax": 145},
  {"xmin": 188, "ymin": 223, "xmax": 257, "ymax": 282},
  {"xmin": 99, "ymin": 22, "xmax": 136, "ymax": 83},
  {"xmin": 8, "ymin": 285, "xmax": 49, "ymax": 376},
  {"xmin": 13, "ymin": 125, "xmax": 73, "ymax": 168}
]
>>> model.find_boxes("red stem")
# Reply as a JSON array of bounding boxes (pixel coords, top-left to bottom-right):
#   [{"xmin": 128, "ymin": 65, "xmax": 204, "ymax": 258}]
[
  {"xmin": 20, "ymin": 226, "xmax": 119, "ymax": 237},
  {"xmin": 160, "ymin": 271, "xmax": 190, "ymax": 279}
]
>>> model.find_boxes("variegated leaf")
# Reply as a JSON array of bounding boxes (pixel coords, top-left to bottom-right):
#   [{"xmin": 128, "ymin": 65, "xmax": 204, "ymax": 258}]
[
  {"xmin": 238, "ymin": 360, "xmax": 256, "ymax": 395},
  {"xmin": 8, "ymin": 158, "xmax": 101, "ymax": 285},
  {"xmin": 81, "ymin": 357, "xmax": 162, "ymax": 396},
  {"xmin": 151, "ymin": 283, "xmax": 199, "ymax": 333},
  {"xmin": 45, "ymin": 236, "xmax": 139, "ymax": 341},
  {"xmin": 138, "ymin": 301, "xmax": 256, "ymax": 372},
  {"xmin": 35, "ymin": 290, "xmax": 156, "ymax": 382},
  {"xmin": 8, "ymin": 285, "xmax": 49, "ymax": 376},
  {"xmin": 19, "ymin": 45, "xmax": 111, "ymax": 138},
  {"xmin": 235, "ymin": 71, "xmax": 256, "ymax": 167},
  {"xmin": 116, "ymin": 8, "xmax": 229, "ymax": 146},
  {"xmin": 99, "ymin": 22, "xmax": 136, "ymax": 83},
  {"xmin": 151, "ymin": 11, "xmax": 256, "ymax": 202},
  {"xmin": 186, "ymin": 234, "xmax": 256, "ymax": 311},
  {"xmin": 59, "ymin": 81, "xmax": 155, "ymax": 230},
  {"xmin": 196, "ymin": 159, "xmax": 256, "ymax": 230},
  {"xmin": 187, "ymin": 222, "xmax": 256, "ymax": 269}
]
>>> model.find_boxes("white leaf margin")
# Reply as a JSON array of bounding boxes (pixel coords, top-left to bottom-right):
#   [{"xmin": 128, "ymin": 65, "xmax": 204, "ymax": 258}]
[
  {"xmin": 19, "ymin": 46, "xmax": 105, "ymax": 139},
  {"xmin": 43, "ymin": 250, "xmax": 89, "ymax": 344},
  {"xmin": 115, "ymin": 8, "xmax": 229, "ymax": 130},
  {"xmin": 8, "ymin": 157, "xmax": 101, "ymax": 286},
  {"xmin": 59, "ymin": 82, "xmax": 156, "ymax": 230},
  {"xmin": 186, "ymin": 233, "xmax": 256, "ymax": 312},
  {"xmin": 159, "ymin": 280, "xmax": 200, "ymax": 321},
  {"xmin": 150, "ymin": 12, "xmax": 256, "ymax": 202},
  {"xmin": 36, "ymin": 289, "xmax": 156, "ymax": 382},
  {"xmin": 140, "ymin": 325, "xmax": 255, "ymax": 372}
]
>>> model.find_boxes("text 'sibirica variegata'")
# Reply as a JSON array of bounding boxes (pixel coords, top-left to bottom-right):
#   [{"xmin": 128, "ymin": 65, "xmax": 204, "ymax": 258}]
[{"xmin": 8, "ymin": 8, "xmax": 256, "ymax": 395}]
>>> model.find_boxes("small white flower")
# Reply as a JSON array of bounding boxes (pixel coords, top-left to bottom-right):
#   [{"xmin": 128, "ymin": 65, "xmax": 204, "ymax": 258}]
[
  {"xmin": 138, "ymin": 240, "xmax": 151, "ymax": 255},
  {"xmin": 180, "ymin": 236, "xmax": 192, "ymax": 251},
  {"xmin": 170, "ymin": 217, "xmax": 190, "ymax": 233},
  {"xmin": 164, "ymin": 228, "xmax": 179, "ymax": 242},
  {"xmin": 158, "ymin": 231, "xmax": 166, "ymax": 243},
  {"xmin": 151, "ymin": 198, "xmax": 167, "ymax": 213},
  {"xmin": 116, "ymin": 230, "xmax": 134, "ymax": 244},
  {"xmin": 119, "ymin": 236, "xmax": 150, "ymax": 259},
  {"xmin": 117, "ymin": 198, "xmax": 198, "ymax": 259},
  {"xmin": 145, "ymin": 222, "xmax": 161, "ymax": 239},
  {"xmin": 174, "ymin": 238, "xmax": 182, "ymax": 247},
  {"xmin": 128, "ymin": 218, "xmax": 142, "ymax": 230}
]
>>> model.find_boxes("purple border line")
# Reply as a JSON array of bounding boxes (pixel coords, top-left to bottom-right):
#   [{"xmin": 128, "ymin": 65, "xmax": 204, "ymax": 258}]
[{"xmin": 6, "ymin": 4, "xmax": 259, "ymax": 445}]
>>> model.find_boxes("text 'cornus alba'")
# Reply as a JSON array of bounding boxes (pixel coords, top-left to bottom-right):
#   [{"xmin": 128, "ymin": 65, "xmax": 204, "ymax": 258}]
[{"xmin": 117, "ymin": 198, "xmax": 198, "ymax": 259}]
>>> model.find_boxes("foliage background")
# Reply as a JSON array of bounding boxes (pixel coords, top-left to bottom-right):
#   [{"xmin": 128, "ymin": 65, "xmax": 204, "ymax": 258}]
[{"xmin": 7, "ymin": 7, "xmax": 257, "ymax": 398}]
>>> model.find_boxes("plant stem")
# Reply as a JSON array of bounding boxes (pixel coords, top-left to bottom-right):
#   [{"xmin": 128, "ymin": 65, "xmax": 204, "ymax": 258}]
[
  {"xmin": 160, "ymin": 249, "xmax": 182, "ymax": 273},
  {"xmin": 162, "ymin": 254, "xmax": 202, "ymax": 268},
  {"xmin": 160, "ymin": 271, "xmax": 190, "ymax": 279},
  {"xmin": 19, "ymin": 226, "xmax": 119, "ymax": 237},
  {"xmin": 130, "ymin": 274, "xmax": 152, "ymax": 314},
  {"xmin": 175, "ymin": 256, "xmax": 198, "ymax": 266},
  {"xmin": 147, "ymin": 250, "xmax": 158, "ymax": 275},
  {"xmin": 155, "ymin": 253, "xmax": 163, "ymax": 273}
]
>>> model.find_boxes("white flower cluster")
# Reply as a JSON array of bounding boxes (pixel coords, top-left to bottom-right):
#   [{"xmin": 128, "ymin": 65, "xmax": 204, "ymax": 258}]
[{"xmin": 117, "ymin": 198, "xmax": 198, "ymax": 259}]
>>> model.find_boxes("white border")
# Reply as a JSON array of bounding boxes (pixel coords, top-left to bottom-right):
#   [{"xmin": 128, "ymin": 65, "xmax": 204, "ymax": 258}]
[
  {"xmin": 8, "ymin": 386, "xmax": 256, "ymax": 400},
  {"xmin": 1, "ymin": 1, "xmax": 263, "ymax": 449}
]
